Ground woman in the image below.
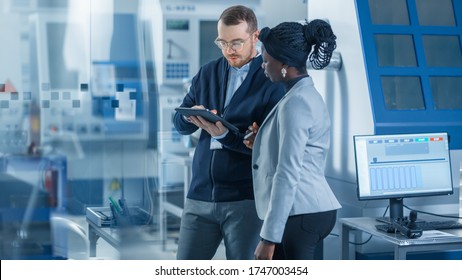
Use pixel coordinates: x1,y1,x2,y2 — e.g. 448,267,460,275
244,20,341,260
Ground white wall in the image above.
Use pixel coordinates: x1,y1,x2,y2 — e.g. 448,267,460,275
308,0,374,209
261,0,307,28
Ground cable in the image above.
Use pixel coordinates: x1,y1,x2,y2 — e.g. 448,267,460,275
350,235,373,246
142,147,155,226
329,232,374,245
382,204,390,219
403,205,462,220
344,205,390,246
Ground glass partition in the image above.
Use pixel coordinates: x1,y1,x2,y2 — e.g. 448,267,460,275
0,0,158,259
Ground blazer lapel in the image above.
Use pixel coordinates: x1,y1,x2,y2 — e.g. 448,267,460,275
259,88,291,129
259,78,312,129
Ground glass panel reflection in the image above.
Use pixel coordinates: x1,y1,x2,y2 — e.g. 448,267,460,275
430,77,462,109
416,0,456,26
381,76,425,110
369,0,409,25
375,34,417,67
423,35,462,67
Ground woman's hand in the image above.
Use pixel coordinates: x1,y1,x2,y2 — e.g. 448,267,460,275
254,240,275,260
243,122,259,149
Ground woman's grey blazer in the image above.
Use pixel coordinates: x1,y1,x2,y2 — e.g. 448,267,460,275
251,77,341,243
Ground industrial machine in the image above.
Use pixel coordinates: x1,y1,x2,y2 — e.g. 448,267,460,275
308,0,462,259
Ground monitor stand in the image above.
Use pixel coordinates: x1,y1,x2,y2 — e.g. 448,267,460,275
376,198,404,224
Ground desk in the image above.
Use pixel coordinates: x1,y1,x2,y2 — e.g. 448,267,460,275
340,217,462,260
87,219,161,259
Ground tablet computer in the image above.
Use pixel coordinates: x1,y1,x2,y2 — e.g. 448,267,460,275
175,107,239,133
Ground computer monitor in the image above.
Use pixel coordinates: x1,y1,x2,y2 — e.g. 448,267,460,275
353,132,453,222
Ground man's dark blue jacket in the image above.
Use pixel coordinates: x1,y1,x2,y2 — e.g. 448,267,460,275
173,55,285,202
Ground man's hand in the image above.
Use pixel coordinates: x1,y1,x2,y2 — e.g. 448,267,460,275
188,105,228,137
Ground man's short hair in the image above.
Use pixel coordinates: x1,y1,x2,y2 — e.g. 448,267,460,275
219,5,258,33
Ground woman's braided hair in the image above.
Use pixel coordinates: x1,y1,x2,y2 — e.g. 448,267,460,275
304,19,337,70
269,19,337,70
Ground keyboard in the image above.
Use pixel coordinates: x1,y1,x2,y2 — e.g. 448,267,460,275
414,220,462,231
376,220,462,233
375,224,395,233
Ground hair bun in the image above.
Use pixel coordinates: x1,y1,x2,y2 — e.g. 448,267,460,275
304,19,337,70
304,19,333,44
303,24,317,46
258,27,271,43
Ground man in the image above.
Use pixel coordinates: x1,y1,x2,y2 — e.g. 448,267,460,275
173,5,284,260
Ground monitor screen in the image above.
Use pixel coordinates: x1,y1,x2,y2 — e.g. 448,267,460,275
353,132,453,220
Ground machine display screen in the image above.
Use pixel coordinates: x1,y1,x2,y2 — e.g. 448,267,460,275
353,132,453,200
166,19,189,31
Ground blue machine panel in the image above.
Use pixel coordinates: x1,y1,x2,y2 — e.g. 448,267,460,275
355,0,462,149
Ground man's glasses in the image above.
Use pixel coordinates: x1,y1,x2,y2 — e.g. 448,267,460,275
214,33,253,51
